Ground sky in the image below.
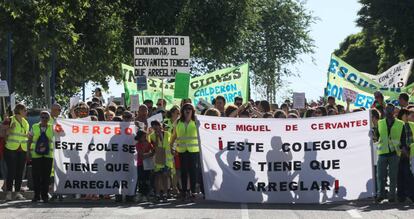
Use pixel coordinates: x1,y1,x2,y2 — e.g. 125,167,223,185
85,0,362,104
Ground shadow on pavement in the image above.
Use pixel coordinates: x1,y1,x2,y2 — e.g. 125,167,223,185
1,197,412,211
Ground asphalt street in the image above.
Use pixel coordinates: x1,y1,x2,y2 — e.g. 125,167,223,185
0,197,413,219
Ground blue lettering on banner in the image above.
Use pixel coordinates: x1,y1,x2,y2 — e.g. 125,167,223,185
325,82,343,101
193,83,242,105
326,82,401,108
194,84,238,97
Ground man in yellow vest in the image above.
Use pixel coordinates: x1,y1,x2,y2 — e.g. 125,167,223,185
376,104,405,203
28,111,54,203
4,103,29,201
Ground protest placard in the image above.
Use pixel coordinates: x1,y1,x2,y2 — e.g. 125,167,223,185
342,88,358,103
10,92,15,110
137,76,148,90
197,111,373,203
292,92,305,109
130,95,140,112
54,119,137,195
0,81,9,97
133,36,190,79
70,96,80,109
174,72,190,99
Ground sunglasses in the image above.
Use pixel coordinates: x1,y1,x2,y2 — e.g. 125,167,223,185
40,116,49,119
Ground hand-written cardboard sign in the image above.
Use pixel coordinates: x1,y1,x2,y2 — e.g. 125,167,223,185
133,36,190,79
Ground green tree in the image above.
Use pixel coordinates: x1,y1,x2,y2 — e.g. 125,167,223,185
336,0,414,78
0,0,315,106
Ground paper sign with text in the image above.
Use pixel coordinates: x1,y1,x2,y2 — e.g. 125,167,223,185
133,36,190,79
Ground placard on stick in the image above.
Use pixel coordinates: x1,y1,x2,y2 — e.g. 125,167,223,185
0,81,10,97
342,88,358,103
293,92,305,109
134,36,190,79
136,76,148,91
174,72,190,99
130,95,140,112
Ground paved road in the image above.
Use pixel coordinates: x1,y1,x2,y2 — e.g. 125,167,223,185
0,197,413,219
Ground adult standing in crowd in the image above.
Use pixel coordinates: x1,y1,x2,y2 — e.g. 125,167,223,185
213,95,226,116
170,103,200,201
28,111,54,203
234,97,243,107
93,88,105,105
376,104,404,203
396,109,414,202
4,103,29,201
399,93,409,109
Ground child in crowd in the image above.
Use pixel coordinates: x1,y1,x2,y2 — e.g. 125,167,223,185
135,129,154,202
149,120,173,202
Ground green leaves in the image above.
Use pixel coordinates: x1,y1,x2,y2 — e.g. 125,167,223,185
0,0,314,106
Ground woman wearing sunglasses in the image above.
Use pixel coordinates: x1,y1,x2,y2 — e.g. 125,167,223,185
28,111,54,203
170,103,201,201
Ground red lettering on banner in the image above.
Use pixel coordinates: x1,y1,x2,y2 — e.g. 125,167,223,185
92,126,100,134
311,119,369,130
103,127,111,134
236,125,271,132
204,123,227,130
72,125,79,133
70,125,133,135
285,125,298,131
125,127,133,135
82,125,89,133
114,127,121,135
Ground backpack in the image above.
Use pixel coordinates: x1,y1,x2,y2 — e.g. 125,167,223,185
35,128,50,155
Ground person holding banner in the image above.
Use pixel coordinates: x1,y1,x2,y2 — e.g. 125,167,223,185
150,120,173,202
170,103,201,201
396,109,414,202
28,111,54,203
376,104,405,203
3,103,29,201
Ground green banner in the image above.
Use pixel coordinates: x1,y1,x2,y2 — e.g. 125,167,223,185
325,54,414,109
122,63,249,107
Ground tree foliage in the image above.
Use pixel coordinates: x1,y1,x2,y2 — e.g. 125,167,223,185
0,0,314,106
336,0,414,76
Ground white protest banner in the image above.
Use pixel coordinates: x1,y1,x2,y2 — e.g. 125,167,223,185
133,36,190,79
0,81,9,97
363,59,413,88
292,92,305,109
53,119,137,195
197,111,374,203
130,95,140,112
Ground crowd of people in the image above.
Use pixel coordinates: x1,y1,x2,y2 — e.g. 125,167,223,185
0,87,413,204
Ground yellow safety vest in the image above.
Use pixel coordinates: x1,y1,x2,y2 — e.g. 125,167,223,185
150,131,174,171
377,118,404,156
6,116,29,151
30,123,54,159
175,120,199,153
164,118,174,133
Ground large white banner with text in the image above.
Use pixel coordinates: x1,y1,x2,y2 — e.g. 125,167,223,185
197,111,374,203
53,119,138,195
